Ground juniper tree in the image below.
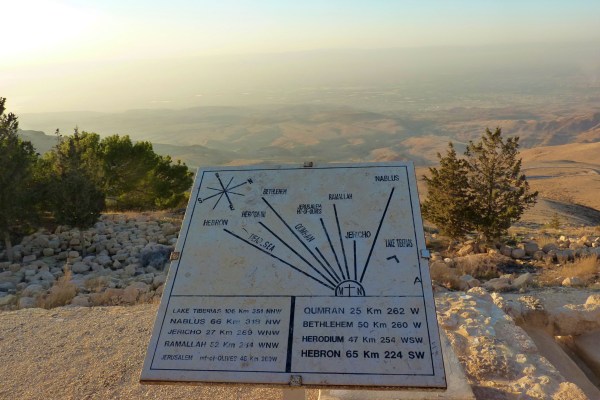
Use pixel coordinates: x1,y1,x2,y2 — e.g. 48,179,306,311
465,127,537,241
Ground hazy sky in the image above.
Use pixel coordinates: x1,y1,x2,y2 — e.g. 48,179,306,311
2,0,600,113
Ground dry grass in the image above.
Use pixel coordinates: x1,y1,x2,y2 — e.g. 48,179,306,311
102,210,183,224
83,276,111,293
430,253,504,290
535,235,558,249
37,269,78,309
537,255,599,287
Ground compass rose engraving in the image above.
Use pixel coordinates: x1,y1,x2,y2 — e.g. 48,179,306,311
198,173,253,210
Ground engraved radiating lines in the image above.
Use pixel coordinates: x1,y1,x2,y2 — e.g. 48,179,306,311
257,222,337,288
223,229,334,290
360,187,395,282
320,218,346,280
334,204,350,281
224,187,395,291
315,247,342,283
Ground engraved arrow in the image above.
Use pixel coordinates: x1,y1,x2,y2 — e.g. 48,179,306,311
386,255,400,263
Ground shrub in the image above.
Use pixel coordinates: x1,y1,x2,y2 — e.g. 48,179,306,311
537,256,599,287
38,269,77,309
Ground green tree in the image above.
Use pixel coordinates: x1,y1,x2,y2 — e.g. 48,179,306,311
46,129,105,250
421,143,473,241
422,128,537,243
465,128,537,241
149,155,193,209
0,98,39,261
98,135,192,210
100,135,156,199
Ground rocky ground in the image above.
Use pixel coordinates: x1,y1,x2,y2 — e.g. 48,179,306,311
1,214,600,399
0,213,179,310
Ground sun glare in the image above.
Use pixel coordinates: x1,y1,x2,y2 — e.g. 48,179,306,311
1,0,101,65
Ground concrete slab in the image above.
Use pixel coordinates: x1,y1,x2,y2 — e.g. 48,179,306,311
318,331,474,400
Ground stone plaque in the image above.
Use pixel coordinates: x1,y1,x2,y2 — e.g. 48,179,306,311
141,162,446,388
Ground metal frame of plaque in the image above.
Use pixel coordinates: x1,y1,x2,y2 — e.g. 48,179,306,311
141,162,446,388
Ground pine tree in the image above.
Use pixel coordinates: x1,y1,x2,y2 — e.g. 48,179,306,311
0,98,39,261
47,128,105,252
422,143,473,240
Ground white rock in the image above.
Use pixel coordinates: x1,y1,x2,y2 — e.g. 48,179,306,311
512,273,533,290
71,262,91,274
585,294,600,306
483,277,512,292
562,276,585,287
33,271,55,282
95,255,112,266
152,274,167,289
137,273,154,285
22,254,37,264
123,264,136,277
22,284,45,297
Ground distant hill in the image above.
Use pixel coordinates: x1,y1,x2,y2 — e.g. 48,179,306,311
18,130,57,154
17,104,600,170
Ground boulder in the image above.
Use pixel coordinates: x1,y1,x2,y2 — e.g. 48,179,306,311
500,245,513,257
0,282,16,292
459,274,481,289
71,294,90,307
152,274,167,289
22,283,45,297
22,254,36,264
511,273,533,290
71,262,91,274
18,296,37,309
522,242,539,256
95,255,112,266
556,249,574,263
586,295,600,306
123,264,136,277
483,277,512,292
511,248,526,259
542,243,557,253
562,276,585,287
42,248,54,257
137,273,155,285
456,243,474,257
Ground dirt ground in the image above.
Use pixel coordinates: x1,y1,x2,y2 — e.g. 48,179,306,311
0,305,318,400
0,288,597,400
